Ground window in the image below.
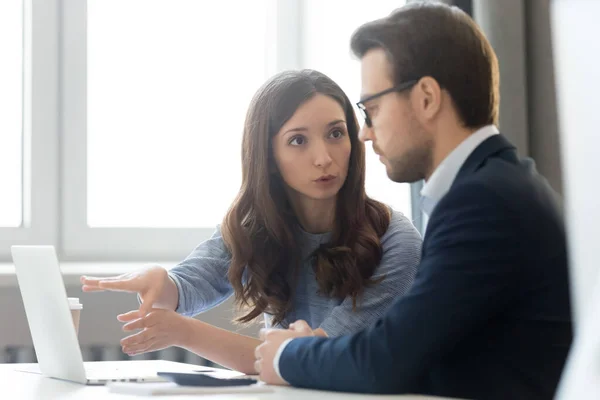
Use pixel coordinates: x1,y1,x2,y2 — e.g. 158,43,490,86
0,2,24,228
2,0,418,261
61,0,270,259
302,0,411,217
86,0,268,228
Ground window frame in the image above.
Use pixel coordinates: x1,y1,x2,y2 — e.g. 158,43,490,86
0,0,59,261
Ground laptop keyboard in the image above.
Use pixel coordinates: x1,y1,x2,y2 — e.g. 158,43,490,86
84,365,163,381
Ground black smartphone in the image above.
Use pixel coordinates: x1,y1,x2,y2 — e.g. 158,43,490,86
157,372,257,387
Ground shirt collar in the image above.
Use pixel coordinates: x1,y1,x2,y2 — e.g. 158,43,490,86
420,125,499,216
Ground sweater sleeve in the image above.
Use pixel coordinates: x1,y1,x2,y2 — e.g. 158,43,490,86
168,227,234,317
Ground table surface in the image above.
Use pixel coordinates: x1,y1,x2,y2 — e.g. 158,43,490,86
0,361,455,399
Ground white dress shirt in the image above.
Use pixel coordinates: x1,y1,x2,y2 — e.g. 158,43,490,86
272,124,500,381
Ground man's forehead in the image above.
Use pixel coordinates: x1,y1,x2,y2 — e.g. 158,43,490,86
360,49,393,93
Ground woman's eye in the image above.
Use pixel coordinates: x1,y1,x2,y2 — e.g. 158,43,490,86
329,129,345,139
289,136,305,146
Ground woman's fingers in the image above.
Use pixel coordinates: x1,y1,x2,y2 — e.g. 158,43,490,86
122,318,146,332
122,339,158,356
81,275,133,293
122,332,168,356
81,285,107,293
80,275,122,285
138,290,158,317
97,278,140,293
117,310,140,323
121,310,160,332
120,328,156,347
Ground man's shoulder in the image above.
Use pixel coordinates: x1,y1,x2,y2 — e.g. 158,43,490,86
428,154,563,244
446,154,555,212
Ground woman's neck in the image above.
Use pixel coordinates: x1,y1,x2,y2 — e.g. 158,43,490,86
288,194,336,234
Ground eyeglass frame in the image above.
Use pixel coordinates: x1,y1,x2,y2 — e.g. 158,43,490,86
356,79,419,128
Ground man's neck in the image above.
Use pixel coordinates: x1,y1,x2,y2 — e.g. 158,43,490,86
426,124,481,181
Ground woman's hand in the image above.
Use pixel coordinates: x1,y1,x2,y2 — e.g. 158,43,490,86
118,308,192,356
289,320,328,337
80,266,175,316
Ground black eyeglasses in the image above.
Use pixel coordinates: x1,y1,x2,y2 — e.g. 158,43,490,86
356,79,418,127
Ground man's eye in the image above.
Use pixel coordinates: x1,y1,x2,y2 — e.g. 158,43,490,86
367,105,379,115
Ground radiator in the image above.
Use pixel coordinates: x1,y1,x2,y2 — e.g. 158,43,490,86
1,345,216,367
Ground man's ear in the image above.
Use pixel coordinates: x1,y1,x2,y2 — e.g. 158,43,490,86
412,76,442,121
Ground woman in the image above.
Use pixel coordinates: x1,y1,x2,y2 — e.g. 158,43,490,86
81,70,421,374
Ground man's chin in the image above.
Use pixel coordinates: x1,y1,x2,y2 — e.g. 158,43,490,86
380,156,420,183
385,162,408,183
386,170,399,182
386,168,422,184
383,162,395,178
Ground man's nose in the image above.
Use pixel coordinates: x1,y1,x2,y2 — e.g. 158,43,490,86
359,124,373,142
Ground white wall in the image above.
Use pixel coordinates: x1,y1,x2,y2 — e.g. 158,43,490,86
552,0,600,330
552,0,600,398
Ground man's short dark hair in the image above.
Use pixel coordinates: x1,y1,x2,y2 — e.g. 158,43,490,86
351,2,500,128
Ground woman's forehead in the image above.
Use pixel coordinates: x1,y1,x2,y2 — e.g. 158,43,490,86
279,95,346,133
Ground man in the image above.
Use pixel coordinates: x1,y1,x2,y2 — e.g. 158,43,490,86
254,3,572,399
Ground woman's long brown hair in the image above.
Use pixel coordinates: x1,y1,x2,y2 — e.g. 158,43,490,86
222,70,391,326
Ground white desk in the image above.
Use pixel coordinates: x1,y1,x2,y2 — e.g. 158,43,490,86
0,361,452,399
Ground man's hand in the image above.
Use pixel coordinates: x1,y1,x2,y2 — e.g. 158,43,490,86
254,319,320,385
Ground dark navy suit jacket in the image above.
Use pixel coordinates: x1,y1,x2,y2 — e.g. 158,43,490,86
279,134,572,400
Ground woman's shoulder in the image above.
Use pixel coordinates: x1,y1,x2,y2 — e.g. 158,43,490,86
183,225,232,261
381,208,422,249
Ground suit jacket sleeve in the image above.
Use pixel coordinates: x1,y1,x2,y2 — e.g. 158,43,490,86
279,181,521,393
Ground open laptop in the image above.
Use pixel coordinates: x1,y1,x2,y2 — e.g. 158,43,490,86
11,245,202,385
